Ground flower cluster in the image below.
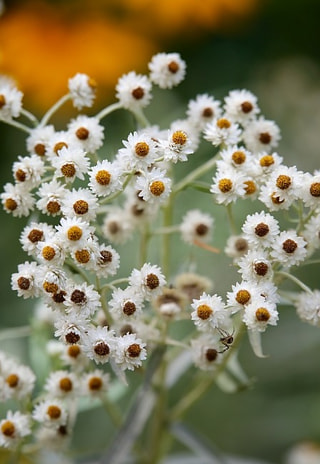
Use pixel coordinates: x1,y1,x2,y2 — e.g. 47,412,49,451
0,52,319,458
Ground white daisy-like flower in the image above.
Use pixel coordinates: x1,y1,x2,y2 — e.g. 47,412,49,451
270,230,307,268
109,286,144,321
12,155,45,188
242,297,278,332
224,89,260,125
256,152,283,177
158,129,194,163
90,243,120,277
264,165,304,204
224,234,250,261
102,207,134,244
55,217,95,250
51,145,90,183
36,179,67,216
135,168,172,204
226,281,260,314
61,188,99,222
60,343,89,370
186,93,222,130
203,117,241,147
241,211,280,248
191,292,227,331
45,130,78,161
82,326,117,365
129,263,166,300
26,124,55,157
1,182,35,217
113,333,147,371
299,172,320,208
54,313,90,345
64,282,101,318
216,145,258,177
40,266,68,296
242,117,281,153
2,363,36,401
148,52,186,89
33,399,68,428
89,159,123,197
123,190,159,225
11,261,41,299
191,334,222,371
67,115,104,153
302,213,320,256
295,290,320,326
180,209,214,244
36,237,66,267
81,370,110,397
0,410,31,449
210,169,246,205
116,71,152,110
44,370,79,398
68,72,96,109
238,249,273,282
117,131,159,170
20,222,55,256
0,84,23,120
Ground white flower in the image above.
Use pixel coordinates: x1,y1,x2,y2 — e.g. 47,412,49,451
204,117,241,147
158,129,194,163
68,73,96,109
12,155,45,188
0,84,23,120
45,130,78,160
191,334,222,371
36,179,67,216
117,131,159,170
226,281,259,313
11,261,41,299
44,370,79,398
60,344,89,370
270,230,307,268
26,125,55,157
51,145,90,183
113,333,147,371
191,292,227,331
54,314,90,345
20,222,55,256
102,207,134,244
67,115,104,153
224,89,259,125
0,411,31,448
186,93,222,130
33,399,68,428
81,370,110,396
224,234,250,261
61,188,99,222
216,145,258,177
109,286,144,321
256,152,283,177
2,362,36,401
302,213,320,256
242,117,281,153
89,160,123,197
36,237,66,267
299,172,320,208
243,297,278,332
55,217,95,250
88,243,120,278
129,263,166,300
210,170,246,205
238,249,273,282
82,327,117,364
241,211,280,248
64,282,101,318
295,290,320,326
135,168,172,204
116,71,152,110
1,182,35,217
148,52,186,89
180,209,214,244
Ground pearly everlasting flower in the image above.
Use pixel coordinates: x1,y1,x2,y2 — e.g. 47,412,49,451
210,170,246,205
180,209,214,244
20,222,55,256
33,399,68,428
64,282,101,318
203,117,241,147
108,286,144,321
191,334,222,371
224,234,250,261
36,237,66,267
44,370,79,398
116,71,152,110
242,117,281,153
256,152,283,177
135,168,172,204
159,129,194,163
129,263,166,300
302,213,320,256
299,171,320,208
191,292,227,331
295,290,320,326
0,84,23,120
241,211,280,248
260,165,304,207
153,287,187,319
216,145,258,177
89,160,123,197
82,326,117,364
186,93,222,130
117,131,159,170
26,125,55,157
36,179,67,216
238,249,273,282
2,362,36,401
88,242,120,277
54,313,90,345
243,297,278,332
12,155,45,188
60,343,89,370
270,230,307,268
67,115,104,153
45,130,78,160
224,89,259,125
148,52,186,89
55,217,95,250
11,261,41,298
113,333,147,371
0,411,31,449
61,188,99,222
81,370,110,396
102,207,134,244
68,73,96,109
1,182,35,217
174,272,213,302
51,145,90,183
226,281,260,313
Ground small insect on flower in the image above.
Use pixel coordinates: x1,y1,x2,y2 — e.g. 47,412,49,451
217,328,234,353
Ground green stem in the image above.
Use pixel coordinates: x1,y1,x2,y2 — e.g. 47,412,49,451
130,107,150,128
173,155,217,194
276,270,313,294
40,94,71,127
20,108,39,126
140,223,150,267
226,203,238,235
2,118,31,134
0,325,31,341
96,102,123,121
162,196,173,279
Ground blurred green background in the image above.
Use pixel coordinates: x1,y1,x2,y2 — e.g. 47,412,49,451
1,0,320,462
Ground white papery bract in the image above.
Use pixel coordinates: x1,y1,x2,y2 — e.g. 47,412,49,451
241,211,280,248
67,115,104,153
32,399,68,428
0,84,23,120
191,292,227,332
129,263,166,300
148,52,186,89
295,290,320,326
224,89,260,125
180,209,214,244
116,71,152,110
187,93,222,130
0,411,31,449
113,333,147,371
68,73,96,110
243,297,279,332
270,230,307,268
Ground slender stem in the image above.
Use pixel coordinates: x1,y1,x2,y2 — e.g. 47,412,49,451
99,173,134,205
130,108,150,128
152,225,180,235
96,102,123,121
173,155,218,194
140,223,150,267
0,325,31,341
20,108,39,126
1,118,32,134
276,270,313,294
226,203,238,235
162,195,173,278
40,94,71,127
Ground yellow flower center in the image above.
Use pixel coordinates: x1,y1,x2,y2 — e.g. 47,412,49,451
76,127,89,140
276,174,291,190
259,155,274,167
73,200,89,215
232,150,246,164
197,304,213,320
0,94,6,108
67,226,83,241
135,142,150,157
59,378,73,392
172,130,187,145
244,180,256,195
1,420,15,437
42,246,56,261
236,289,251,305
89,376,103,391
310,182,320,197
218,178,233,193
43,281,58,294
74,249,90,263
4,198,17,211
61,163,76,178
127,343,141,358
54,141,68,155
217,118,231,129
168,61,179,73
34,143,46,156
47,405,62,420
6,374,19,388
255,307,271,322
46,200,61,214
95,169,111,186
150,180,165,196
